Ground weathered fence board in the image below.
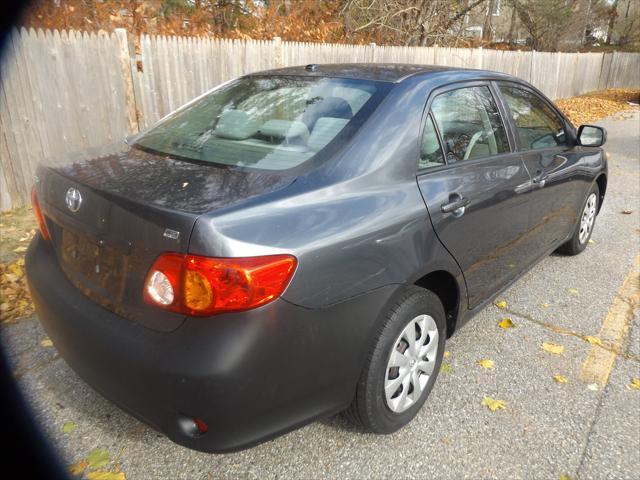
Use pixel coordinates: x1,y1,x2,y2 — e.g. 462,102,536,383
1,27,639,211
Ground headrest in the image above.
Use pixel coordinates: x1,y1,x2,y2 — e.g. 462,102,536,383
214,110,258,140
258,119,310,141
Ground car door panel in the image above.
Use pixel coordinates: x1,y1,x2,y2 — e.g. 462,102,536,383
416,82,532,309
496,83,584,248
418,157,531,308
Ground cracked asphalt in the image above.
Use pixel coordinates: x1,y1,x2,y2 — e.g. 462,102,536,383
2,111,639,480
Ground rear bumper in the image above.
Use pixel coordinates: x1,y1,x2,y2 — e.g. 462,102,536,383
26,235,398,452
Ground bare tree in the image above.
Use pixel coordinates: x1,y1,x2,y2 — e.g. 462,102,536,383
341,0,488,46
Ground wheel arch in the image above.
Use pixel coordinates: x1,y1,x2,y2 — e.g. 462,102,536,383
414,269,462,338
595,173,607,213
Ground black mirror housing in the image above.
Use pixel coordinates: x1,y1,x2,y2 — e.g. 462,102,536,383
578,125,607,147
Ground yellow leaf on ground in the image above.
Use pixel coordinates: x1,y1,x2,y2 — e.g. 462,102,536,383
86,472,125,480
498,318,514,329
477,359,494,369
69,460,88,476
13,246,27,253
440,363,452,374
40,338,53,347
62,421,76,433
542,303,551,308
559,475,573,480
494,299,508,309
443,350,451,358
553,374,568,384
541,342,565,355
630,378,640,390
567,288,580,295
584,336,602,346
86,448,110,469
481,396,506,411
588,239,596,245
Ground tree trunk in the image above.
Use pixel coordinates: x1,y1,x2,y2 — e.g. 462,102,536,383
606,0,619,45
506,2,517,44
483,0,495,42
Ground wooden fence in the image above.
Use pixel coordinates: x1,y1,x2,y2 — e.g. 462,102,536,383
1,27,639,211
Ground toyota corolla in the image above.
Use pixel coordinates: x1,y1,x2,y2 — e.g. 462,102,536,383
26,64,607,452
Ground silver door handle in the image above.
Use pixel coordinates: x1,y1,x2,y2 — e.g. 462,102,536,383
532,172,548,187
441,196,470,215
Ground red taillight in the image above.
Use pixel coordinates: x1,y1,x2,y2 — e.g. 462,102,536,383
31,187,50,241
143,253,297,316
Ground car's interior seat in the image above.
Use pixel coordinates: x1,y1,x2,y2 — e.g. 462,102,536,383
308,117,349,152
302,96,353,131
214,110,258,140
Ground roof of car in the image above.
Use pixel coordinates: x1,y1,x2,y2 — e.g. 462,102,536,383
249,63,515,83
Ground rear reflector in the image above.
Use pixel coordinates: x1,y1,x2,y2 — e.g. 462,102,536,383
144,253,297,316
31,187,50,241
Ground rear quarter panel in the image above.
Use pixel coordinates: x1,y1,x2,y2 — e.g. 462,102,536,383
188,77,465,309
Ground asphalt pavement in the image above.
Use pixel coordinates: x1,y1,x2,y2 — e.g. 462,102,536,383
2,111,639,480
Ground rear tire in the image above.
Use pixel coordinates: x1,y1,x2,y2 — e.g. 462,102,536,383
346,286,446,433
557,183,599,256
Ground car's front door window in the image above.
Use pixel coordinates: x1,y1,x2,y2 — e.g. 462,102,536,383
498,85,567,150
430,86,510,163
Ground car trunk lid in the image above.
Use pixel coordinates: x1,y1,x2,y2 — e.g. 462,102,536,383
38,147,294,332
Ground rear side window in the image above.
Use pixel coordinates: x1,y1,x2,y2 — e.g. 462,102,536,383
499,85,567,150
430,86,510,163
134,76,388,171
419,114,445,169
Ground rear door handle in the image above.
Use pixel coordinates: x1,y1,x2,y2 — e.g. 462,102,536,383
441,195,470,216
532,171,549,187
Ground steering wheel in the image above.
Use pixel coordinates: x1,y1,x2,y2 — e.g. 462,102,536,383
464,131,484,161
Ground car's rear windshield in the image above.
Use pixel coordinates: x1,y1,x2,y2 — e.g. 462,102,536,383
134,76,390,171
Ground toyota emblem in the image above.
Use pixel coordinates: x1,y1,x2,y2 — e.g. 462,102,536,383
65,187,82,213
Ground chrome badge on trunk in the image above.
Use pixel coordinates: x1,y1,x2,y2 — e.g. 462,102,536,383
65,187,82,212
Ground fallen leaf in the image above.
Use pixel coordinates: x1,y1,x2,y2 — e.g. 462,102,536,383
86,448,110,469
443,350,451,358
62,421,77,433
588,239,596,245
587,383,599,391
477,359,494,369
494,299,508,309
567,288,580,295
556,89,640,125
440,363,453,375
481,396,506,411
40,338,53,347
13,246,27,253
559,475,573,480
541,342,564,355
498,318,514,329
69,460,88,476
621,209,633,215
541,303,551,308
86,472,125,480
629,378,640,390
553,374,568,384
584,336,602,346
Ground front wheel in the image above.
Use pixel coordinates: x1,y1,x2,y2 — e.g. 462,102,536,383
345,287,446,433
557,183,599,256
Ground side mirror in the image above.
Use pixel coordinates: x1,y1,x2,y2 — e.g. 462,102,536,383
578,125,607,147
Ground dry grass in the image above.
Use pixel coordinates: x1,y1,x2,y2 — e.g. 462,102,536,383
556,89,640,126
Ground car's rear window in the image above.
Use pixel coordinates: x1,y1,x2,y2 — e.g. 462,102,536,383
134,76,389,171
